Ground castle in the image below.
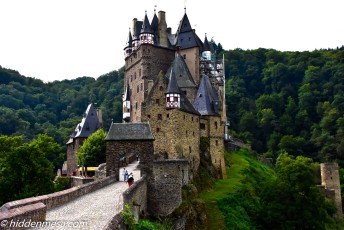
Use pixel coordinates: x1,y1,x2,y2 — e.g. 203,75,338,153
121,8,228,179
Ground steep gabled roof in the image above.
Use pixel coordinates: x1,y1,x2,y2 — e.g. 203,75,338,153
70,103,101,139
177,13,192,33
165,54,196,88
193,75,220,116
203,35,211,52
151,12,159,34
166,69,181,94
105,122,154,141
175,13,202,49
179,92,200,115
141,12,153,34
124,29,133,49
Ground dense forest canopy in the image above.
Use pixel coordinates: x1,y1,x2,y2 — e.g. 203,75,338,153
0,66,124,148
223,47,344,165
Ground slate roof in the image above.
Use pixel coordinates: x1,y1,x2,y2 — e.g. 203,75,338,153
67,103,101,143
105,122,155,141
141,12,153,34
124,29,132,49
166,69,181,94
203,35,211,52
175,13,203,49
165,54,196,88
179,93,200,115
193,75,220,116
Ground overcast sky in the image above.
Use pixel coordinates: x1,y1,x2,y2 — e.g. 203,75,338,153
0,0,343,82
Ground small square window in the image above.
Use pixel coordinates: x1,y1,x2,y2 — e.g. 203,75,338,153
167,114,170,118
158,114,162,120
156,99,160,105
147,114,151,119
157,127,160,132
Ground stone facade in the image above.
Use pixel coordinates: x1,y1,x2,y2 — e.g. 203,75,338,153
106,140,154,179
124,44,175,123
149,160,189,216
66,137,85,176
320,163,343,219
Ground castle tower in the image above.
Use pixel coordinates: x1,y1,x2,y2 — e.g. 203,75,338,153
194,75,226,179
320,163,343,219
175,12,201,85
124,11,175,123
66,103,101,176
140,11,155,45
165,70,181,109
158,11,168,47
124,28,133,58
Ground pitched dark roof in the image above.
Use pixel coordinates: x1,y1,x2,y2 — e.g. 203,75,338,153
177,13,192,33
105,122,154,141
193,75,220,116
180,92,200,115
166,69,181,94
165,54,196,88
125,29,132,48
203,35,211,52
141,12,153,34
69,103,101,141
151,12,159,34
175,13,202,49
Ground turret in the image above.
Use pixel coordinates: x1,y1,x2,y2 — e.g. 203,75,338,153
202,34,212,60
123,84,131,122
124,28,133,58
140,11,154,45
165,70,180,109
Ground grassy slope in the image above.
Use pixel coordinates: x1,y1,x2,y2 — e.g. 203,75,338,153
199,148,274,229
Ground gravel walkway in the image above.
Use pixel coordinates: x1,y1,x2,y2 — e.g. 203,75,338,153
35,161,140,230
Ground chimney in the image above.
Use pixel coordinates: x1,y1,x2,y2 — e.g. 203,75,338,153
132,18,137,39
96,109,103,128
158,11,168,47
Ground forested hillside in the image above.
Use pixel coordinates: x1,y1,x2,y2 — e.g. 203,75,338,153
1,46,343,167
224,47,344,165
0,66,124,147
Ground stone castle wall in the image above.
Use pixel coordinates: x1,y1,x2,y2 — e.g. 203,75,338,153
148,160,189,216
106,140,154,179
0,202,46,230
179,47,200,86
320,163,343,219
123,176,148,221
142,82,200,175
66,137,85,176
125,44,175,122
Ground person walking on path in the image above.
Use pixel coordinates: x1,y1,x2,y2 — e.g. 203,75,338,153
127,173,134,187
122,168,128,181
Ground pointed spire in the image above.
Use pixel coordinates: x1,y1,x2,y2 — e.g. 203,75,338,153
141,11,153,34
166,69,181,94
126,28,132,47
203,33,211,51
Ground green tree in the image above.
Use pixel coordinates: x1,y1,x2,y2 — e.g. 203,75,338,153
77,129,106,175
0,134,61,205
259,153,336,229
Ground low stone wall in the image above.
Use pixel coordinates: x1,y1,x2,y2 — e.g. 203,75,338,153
0,202,46,230
70,176,95,187
123,176,147,221
1,175,115,211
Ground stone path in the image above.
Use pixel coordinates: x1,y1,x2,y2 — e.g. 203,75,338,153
37,161,140,230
